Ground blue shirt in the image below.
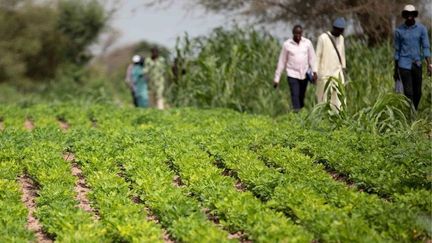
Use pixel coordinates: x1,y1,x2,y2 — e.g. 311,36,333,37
394,23,430,70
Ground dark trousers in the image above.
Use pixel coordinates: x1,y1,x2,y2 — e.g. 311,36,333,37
399,64,422,110
131,89,138,107
288,77,308,111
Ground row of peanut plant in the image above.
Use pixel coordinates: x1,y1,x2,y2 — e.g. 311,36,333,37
0,104,430,242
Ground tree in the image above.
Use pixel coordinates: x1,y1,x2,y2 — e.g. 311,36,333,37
57,0,108,64
0,0,63,81
95,40,169,76
147,0,429,46
0,0,108,82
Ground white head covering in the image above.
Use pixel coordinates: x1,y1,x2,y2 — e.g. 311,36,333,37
402,4,418,17
403,5,416,12
132,55,141,63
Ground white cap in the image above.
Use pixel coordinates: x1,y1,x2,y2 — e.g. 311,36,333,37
403,4,416,12
132,55,141,63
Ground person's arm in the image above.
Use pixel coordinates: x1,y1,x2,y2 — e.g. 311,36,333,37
273,42,288,88
420,26,432,75
314,35,323,80
394,29,401,80
125,64,133,88
307,40,318,81
341,36,346,69
426,57,432,76
143,59,149,73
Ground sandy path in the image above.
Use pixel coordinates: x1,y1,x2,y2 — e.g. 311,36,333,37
19,175,53,243
64,152,99,220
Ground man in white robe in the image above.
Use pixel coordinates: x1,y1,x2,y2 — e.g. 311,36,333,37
315,18,346,111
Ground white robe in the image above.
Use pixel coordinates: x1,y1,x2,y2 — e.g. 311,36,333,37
315,32,346,110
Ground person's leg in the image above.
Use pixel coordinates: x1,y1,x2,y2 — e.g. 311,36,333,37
315,77,326,103
299,79,309,108
157,98,164,109
330,89,342,112
147,79,156,107
142,82,149,107
399,67,414,106
411,64,422,110
156,79,165,110
288,77,301,112
131,89,138,107
327,75,343,112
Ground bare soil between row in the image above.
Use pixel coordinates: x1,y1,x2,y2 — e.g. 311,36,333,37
19,174,53,243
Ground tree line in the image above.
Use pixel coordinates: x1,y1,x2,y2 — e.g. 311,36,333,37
148,0,430,45
0,0,107,83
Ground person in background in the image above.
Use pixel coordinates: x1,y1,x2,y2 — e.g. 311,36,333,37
125,55,140,107
145,47,166,110
315,17,346,111
130,55,149,107
394,4,431,110
273,25,317,112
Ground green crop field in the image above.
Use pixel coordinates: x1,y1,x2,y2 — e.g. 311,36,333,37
1,1,431,242
1,104,430,242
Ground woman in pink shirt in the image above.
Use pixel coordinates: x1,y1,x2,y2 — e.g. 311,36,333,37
273,25,317,112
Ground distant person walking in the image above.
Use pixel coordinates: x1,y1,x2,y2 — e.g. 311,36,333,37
125,56,139,107
315,17,346,111
145,47,166,110
273,25,317,112
129,55,149,107
394,4,431,110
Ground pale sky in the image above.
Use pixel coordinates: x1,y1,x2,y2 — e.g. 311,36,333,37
89,0,432,56
98,0,290,54
107,1,230,50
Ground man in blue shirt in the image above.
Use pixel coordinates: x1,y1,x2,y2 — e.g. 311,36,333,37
394,4,431,110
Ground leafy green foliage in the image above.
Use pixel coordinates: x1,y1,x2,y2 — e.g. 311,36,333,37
167,28,431,134
0,104,430,242
57,0,107,64
0,0,107,82
23,129,106,241
0,130,34,242
69,130,166,242
168,27,290,116
0,1,62,81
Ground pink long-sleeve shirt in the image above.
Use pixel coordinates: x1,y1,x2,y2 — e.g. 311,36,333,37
274,37,317,83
